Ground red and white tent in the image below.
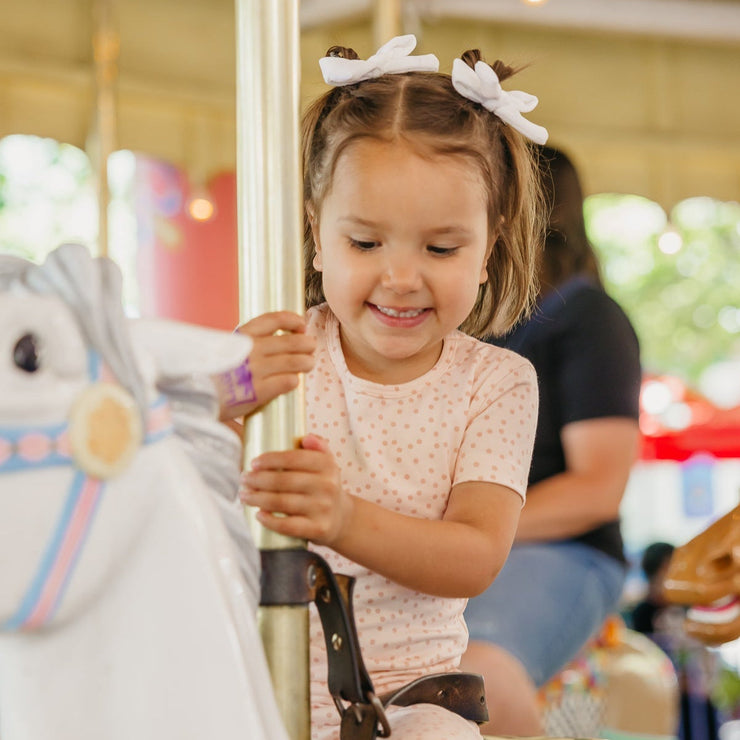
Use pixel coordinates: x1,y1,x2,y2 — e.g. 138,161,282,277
640,376,740,462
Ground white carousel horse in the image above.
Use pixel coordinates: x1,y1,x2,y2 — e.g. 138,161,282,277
0,244,290,740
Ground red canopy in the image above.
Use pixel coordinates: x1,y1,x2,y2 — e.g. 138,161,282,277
639,376,740,462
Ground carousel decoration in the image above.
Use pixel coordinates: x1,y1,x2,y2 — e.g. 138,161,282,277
663,503,740,645
0,244,289,740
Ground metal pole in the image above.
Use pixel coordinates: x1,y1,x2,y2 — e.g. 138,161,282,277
373,0,403,47
234,2,309,739
91,0,118,257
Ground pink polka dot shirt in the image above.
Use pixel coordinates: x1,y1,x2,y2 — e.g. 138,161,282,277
305,304,537,737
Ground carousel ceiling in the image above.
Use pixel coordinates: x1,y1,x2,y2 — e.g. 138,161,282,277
0,0,739,207
300,0,740,42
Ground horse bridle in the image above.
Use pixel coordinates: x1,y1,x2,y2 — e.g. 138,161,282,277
0,352,172,631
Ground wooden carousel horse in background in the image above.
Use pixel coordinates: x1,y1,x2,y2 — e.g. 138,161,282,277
664,504,740,646
0,244,289,740
538,499,740,739
537,615,679,739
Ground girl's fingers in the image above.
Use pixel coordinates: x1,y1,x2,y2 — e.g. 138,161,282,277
217,330,315,418
236,311,307,339
254,373,300,401
239,436,342,545
247,497,337,542
299,433,329,452
242,468,332,494
254,511,316,539
252,352,315,377
244,490,311,516
249,447,333,474
249,332,316,359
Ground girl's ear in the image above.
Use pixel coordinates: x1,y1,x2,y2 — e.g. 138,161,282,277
480,239,495,285
479,256,489,285
480,215,504,284
307,203,322,271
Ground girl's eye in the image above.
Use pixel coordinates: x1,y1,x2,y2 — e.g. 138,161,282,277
428,246,458,256
350,238,378,251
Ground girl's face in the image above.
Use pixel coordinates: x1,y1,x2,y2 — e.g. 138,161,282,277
312,139,490,384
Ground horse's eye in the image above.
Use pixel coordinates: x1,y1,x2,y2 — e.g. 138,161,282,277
13,333,42,373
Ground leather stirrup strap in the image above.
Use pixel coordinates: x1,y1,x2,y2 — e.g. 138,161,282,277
341,672,490,739
260,549,390,739
380,672,489,723
260,550,489,739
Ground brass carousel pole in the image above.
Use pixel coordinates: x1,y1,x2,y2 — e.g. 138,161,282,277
91,0,118,258
373,0,403,48
234,2,308,739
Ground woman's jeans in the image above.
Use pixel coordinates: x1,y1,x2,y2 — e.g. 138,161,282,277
464,541,626,687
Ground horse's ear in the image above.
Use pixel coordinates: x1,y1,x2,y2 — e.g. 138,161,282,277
128,318,252,378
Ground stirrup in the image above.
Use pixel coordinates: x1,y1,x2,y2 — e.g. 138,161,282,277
260,549,488,739
261,549,390,738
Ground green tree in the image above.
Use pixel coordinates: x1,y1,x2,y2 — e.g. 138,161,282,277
0,135,96,261
585,194,740,388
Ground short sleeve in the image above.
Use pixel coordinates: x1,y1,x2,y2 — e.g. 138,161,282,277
454,355,538,502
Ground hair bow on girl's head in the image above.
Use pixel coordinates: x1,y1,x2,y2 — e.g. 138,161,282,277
451,59,549,145
319,34,440,87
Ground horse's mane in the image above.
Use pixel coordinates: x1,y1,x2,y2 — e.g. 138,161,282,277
162,372,260,603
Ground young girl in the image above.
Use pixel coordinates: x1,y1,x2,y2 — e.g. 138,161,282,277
225,35,547,740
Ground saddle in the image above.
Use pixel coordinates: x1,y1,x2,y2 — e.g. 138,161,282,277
261,549,488,739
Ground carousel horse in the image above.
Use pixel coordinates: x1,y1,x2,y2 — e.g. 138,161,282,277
664,503,740,645
538,615,679,739
0,244,290,740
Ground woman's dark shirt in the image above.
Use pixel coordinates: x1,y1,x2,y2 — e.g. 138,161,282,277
488,275,641,564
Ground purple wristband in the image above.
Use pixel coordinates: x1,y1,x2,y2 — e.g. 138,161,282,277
219,358,257,408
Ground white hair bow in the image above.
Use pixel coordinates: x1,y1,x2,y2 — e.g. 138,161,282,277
451,58,548,145
319,34,439,87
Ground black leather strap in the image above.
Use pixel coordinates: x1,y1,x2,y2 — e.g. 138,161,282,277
260,549,390,737
260,549,489,739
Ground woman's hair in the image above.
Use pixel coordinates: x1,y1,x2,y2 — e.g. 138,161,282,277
302,46,546,338
536,144,603,293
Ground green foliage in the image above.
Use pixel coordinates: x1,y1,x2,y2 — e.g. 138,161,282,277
711,664,740,714
585,194,740,386
0,172,7,211
0,135,97,261
0,136,138,314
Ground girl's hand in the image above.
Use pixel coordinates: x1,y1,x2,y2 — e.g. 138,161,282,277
215,311,316,421
240,434,353,546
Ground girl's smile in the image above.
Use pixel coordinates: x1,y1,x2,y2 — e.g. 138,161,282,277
369,303,430,326
312,139,491,384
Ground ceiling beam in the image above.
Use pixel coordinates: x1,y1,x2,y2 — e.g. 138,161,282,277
300,0,740,43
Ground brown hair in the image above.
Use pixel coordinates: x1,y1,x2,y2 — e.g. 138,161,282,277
302,46,546,337
536,144,603,293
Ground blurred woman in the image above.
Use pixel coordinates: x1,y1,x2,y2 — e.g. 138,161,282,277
462,145,642,735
